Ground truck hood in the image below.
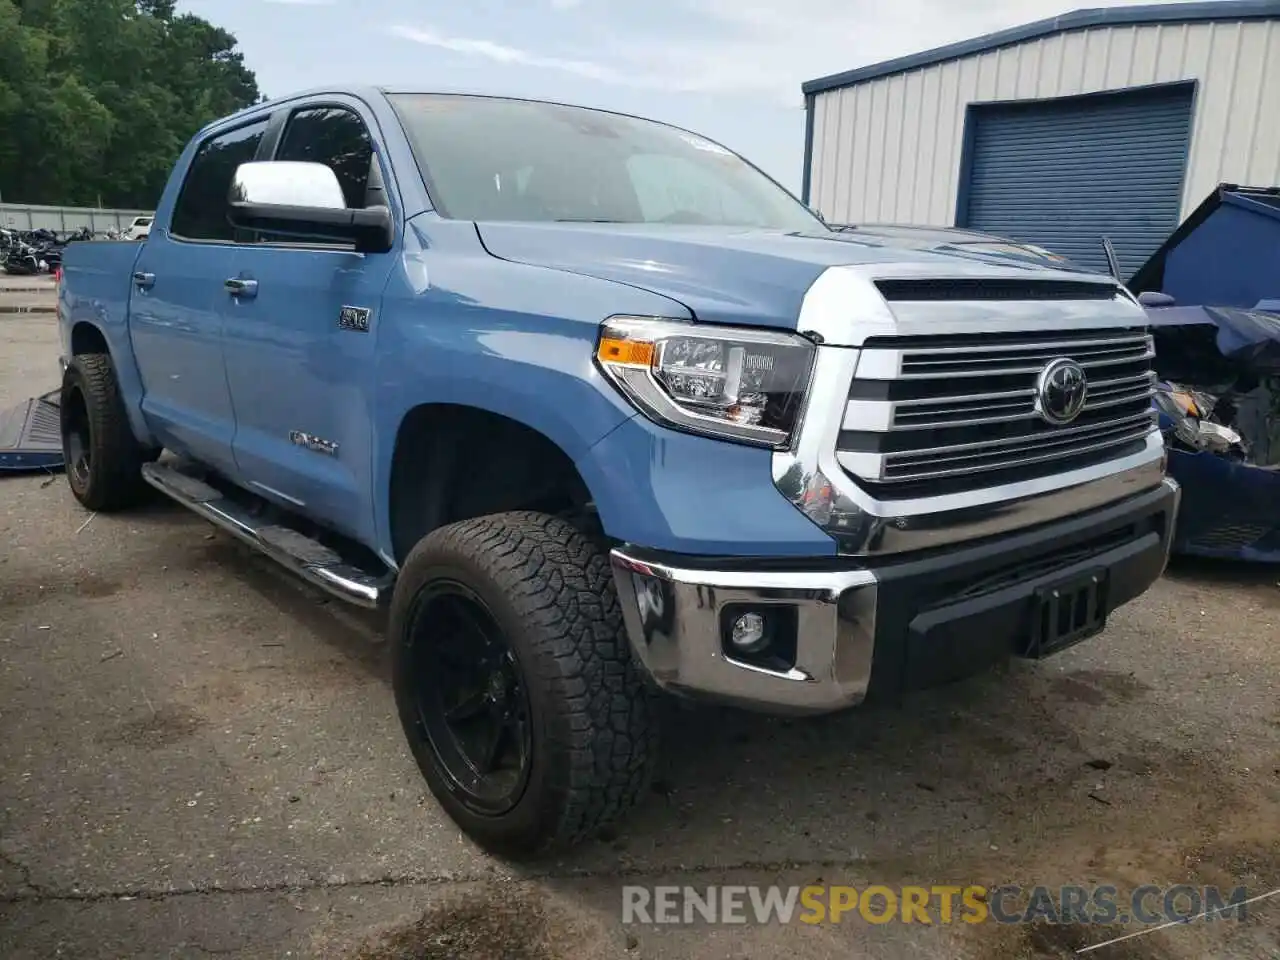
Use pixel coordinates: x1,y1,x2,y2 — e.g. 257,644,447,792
474,221,1094,329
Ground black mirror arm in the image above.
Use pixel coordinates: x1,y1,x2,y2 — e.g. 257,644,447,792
228,201,394,253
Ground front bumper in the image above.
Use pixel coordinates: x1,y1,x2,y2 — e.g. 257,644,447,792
611,477,1180,715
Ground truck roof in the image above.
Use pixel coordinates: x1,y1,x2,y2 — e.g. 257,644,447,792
195,86,672,142
206,86,569,125
196,84,391,135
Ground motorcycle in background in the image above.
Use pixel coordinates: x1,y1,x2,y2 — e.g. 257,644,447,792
2,227,90,275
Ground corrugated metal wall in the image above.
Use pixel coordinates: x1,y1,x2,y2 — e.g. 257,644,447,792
808,18,1280,226
0,203,154,234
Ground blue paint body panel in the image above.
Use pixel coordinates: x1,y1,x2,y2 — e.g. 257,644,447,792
57,241,152,446
583,413,835,557
1156,192,1280,310
367,215,693,559
474,221,1028,329
131,235,242,477
63,86,1060,567
222,242,392,542
1161,447,1280,562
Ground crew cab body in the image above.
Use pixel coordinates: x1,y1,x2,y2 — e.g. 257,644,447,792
57,87,1179,855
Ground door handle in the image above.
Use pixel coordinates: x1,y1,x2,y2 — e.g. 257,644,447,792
224,278,259,299
132,271,155,290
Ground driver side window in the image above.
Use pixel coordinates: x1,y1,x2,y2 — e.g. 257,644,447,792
255,105,378,244
276,106,375,208
626,153,760,225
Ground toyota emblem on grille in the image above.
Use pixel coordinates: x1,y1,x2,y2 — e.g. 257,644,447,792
1035,358,1088,425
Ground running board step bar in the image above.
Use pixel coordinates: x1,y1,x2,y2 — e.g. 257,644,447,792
140,462,394,608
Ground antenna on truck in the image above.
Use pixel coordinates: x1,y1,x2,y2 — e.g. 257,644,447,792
1101,236,1121,281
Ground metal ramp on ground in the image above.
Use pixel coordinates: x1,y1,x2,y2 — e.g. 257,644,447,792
0,389,64,473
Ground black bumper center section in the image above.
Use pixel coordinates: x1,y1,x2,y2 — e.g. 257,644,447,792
866,483,1176,701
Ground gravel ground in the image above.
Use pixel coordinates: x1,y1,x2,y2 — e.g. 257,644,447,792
2,278,1278,959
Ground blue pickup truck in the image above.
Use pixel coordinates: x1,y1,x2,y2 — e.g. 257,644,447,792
57,87,1180,857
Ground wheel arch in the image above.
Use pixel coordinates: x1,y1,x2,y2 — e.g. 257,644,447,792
62,315,156,451
69,320,111,357
383,400,616,565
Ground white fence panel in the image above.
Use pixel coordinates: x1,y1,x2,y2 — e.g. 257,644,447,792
0,203,155,234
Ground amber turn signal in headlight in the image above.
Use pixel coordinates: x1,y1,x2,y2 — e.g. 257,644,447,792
594,316,816,448
597,337,655,367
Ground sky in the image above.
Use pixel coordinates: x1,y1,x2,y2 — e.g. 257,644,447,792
177,0,1200,196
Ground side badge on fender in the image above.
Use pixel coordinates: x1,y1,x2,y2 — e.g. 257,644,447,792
289,431,338,456
338,305,371,333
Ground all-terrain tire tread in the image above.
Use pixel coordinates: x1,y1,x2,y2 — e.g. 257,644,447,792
403,510,657,854
63,353,150,511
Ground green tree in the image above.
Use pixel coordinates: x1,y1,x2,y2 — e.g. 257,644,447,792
0,0,259,208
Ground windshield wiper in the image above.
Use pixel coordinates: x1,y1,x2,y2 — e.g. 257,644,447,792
554,218,626,223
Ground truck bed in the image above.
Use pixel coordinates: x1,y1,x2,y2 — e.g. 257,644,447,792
61,240,145,324
59,239,150,444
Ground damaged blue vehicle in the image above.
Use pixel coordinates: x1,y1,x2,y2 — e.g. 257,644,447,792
1129,184,1280,562
1143,304,1280,561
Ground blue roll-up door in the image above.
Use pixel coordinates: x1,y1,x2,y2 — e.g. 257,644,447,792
960,84,1194,278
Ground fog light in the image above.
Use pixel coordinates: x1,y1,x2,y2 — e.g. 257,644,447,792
730,611,770,653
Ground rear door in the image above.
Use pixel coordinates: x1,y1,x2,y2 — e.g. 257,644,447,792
129,118,270,476
221,100,396,544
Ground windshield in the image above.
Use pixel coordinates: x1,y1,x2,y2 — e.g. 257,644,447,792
388,94,823,231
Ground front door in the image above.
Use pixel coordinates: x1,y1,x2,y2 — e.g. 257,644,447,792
221,103,396,544
129,117,271,477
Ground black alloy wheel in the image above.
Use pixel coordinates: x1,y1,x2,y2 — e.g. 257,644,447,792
389,511,658,858
62,383,93,490
59,353,155,511
409,580,534,815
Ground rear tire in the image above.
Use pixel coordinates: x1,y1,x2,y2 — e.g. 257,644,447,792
390,510,657,859
60,353,154,512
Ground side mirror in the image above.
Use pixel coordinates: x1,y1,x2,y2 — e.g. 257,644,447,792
227,161,393,253
1138,291,1176,307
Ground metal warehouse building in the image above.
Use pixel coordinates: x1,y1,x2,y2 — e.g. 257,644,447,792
801,0,1280,276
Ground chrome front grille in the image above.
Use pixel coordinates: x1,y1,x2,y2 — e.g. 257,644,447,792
838,327,1158,498
894,332,1153,379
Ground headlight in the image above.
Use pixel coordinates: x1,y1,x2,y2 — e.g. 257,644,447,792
595,316,816,447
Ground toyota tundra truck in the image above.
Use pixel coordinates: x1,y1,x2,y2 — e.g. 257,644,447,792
56,87,1180,858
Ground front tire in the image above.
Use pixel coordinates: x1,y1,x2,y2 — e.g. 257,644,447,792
60,353,154,511
390,511,657,859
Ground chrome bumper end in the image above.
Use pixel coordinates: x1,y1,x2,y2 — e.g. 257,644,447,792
610,477,1181,716
610,549,879,715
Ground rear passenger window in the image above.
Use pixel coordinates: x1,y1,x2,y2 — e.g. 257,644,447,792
274,107,375,209
170,120,269,242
